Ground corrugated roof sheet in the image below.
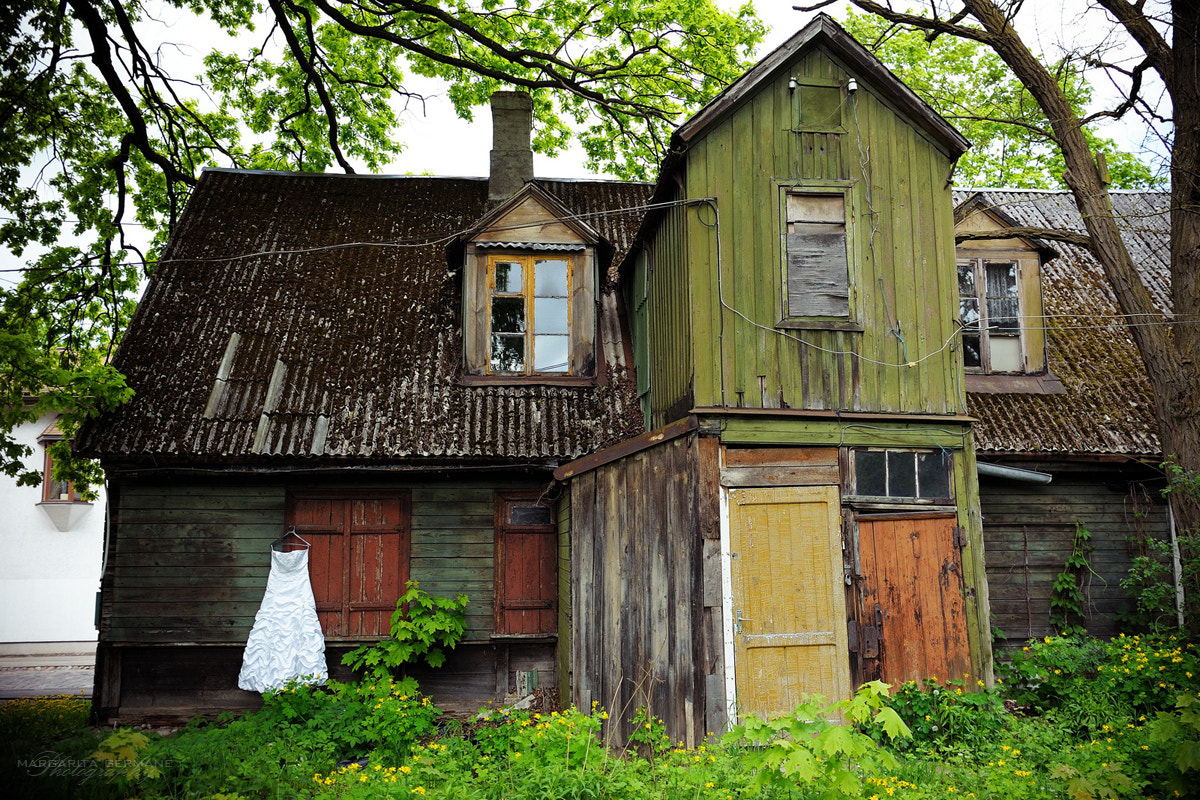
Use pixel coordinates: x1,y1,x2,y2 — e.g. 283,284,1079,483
77,170,652,464
957,190,1168,457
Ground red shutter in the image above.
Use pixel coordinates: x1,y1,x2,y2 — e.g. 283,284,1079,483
289,492,410,639
494,493,557,635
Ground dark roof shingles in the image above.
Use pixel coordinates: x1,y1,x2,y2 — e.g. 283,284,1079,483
958,190,1168,457
78,170,651,463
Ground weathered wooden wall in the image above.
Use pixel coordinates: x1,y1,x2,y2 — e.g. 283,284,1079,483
631,44,963,427
95,473,558,721
567,433,719,747
980,463,1169,652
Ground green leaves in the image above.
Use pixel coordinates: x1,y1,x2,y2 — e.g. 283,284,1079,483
1,0,764,492
841,8,1161,190
342,580,469,680
723,681,911,798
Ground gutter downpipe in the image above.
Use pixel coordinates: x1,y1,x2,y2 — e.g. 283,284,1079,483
976,462,1053,484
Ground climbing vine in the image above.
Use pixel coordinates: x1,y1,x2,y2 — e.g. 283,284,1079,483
1050,522,1094,635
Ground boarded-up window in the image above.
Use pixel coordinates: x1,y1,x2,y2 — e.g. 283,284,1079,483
494,492,557,635
785,193,850,318
793,82,843,131
288,491,411,639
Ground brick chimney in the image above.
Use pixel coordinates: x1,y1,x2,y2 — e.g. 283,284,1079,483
488,91,534,202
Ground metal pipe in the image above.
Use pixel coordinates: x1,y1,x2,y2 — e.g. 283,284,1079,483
976,462,1053,484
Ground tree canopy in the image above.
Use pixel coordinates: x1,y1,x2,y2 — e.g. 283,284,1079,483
0,0,764,492
840,7,1162,189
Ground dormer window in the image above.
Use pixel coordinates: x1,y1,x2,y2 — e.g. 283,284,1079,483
459,184,602,385
958,259,1021,373
488,254,572,374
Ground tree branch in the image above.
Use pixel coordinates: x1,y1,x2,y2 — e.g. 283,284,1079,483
955,226,1091,247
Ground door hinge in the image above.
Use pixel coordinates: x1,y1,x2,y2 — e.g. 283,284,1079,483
953,526,968,548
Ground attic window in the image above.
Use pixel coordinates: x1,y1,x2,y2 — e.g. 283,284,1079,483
488,254,572,374
958,259,1022,373
780,191,855,325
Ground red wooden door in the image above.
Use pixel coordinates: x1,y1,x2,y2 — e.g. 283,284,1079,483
854,513,972,685
494,493,557,635
289,492,410,638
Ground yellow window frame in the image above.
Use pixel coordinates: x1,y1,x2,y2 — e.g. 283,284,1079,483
486,253,574,375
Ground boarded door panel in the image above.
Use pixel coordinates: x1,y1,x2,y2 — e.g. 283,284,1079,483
495,493,557,635
856,514,971,684
729,486,850,717
290,492,410,639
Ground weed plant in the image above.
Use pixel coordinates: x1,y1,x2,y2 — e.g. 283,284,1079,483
5,634,1200,799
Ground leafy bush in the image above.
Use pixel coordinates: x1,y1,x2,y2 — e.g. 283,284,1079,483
881,677,1006,752
342,580,468,685
1000,633,1198,731
723,681,910,798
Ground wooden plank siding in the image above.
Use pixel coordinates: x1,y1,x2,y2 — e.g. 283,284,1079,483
979,464,1170,653
102,476,555,644
635,42,963,427
568,433,711,747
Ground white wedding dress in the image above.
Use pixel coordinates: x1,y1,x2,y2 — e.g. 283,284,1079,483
238,548,328,692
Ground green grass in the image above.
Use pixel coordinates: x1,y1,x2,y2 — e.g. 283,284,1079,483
2,635,1197,800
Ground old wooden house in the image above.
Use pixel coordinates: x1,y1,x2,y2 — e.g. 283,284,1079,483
954,190,1177,650
79,16,999,736
555,16,992,746
76,92,652,721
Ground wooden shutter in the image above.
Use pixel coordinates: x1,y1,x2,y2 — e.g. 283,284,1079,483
289,492,410,639
494,492,557,635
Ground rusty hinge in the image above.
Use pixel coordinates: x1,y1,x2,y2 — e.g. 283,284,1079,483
953,526,968,548
847,619,859,653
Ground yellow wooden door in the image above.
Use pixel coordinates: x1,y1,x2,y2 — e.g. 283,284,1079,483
729,486,851,718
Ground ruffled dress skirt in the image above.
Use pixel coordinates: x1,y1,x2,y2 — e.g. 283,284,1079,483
238,548,328,692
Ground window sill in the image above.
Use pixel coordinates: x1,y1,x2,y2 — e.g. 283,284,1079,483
776,319,864,332
461,373,598,388
965,372,1065,394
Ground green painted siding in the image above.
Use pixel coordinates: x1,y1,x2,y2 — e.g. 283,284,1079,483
105,477,545,644
636,44,964,426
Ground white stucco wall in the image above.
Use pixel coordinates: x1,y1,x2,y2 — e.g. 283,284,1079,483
0,415,104,645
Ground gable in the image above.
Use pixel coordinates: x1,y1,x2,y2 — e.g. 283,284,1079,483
473,195,592,247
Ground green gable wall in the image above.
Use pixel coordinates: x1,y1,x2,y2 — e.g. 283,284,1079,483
630,44,965,428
